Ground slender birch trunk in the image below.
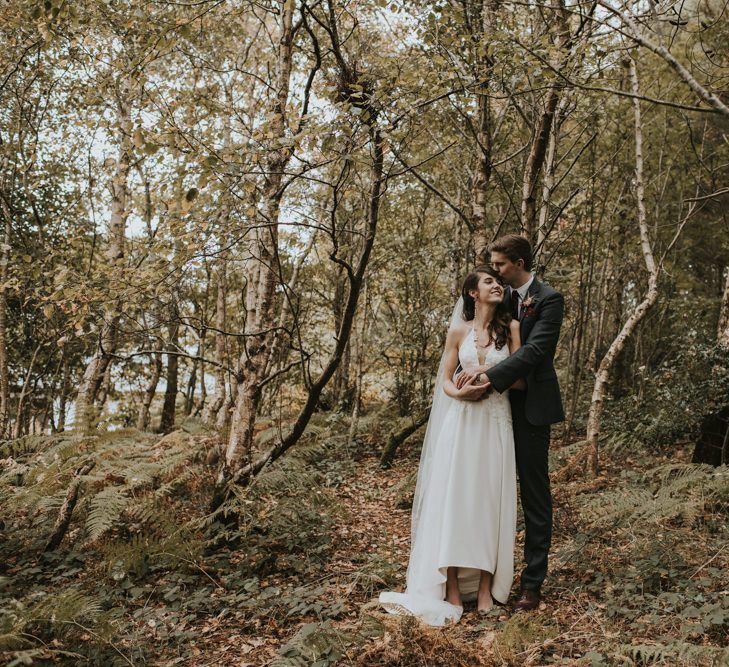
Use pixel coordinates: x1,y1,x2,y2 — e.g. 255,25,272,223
0,190,11,437
203,259,228,425
584,57,660,475
470,0,496,261
219,0,296,482
136,337,163,431
75,75,132,432
159,319,179,434
96,363,113,414
230,122,384,486
347,280,368,447
718,269,729,349
521,0,572,246
56,357,70,432
216,371,237,432
12,344,41,439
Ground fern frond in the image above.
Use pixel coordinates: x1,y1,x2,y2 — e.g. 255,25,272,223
615,641,729,665
84,486,128,541
28,589,103,626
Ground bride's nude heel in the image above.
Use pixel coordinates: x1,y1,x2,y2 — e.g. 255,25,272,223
445,566,463,607
477,571,493,613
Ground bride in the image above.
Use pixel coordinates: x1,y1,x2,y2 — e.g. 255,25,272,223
379,266,524,626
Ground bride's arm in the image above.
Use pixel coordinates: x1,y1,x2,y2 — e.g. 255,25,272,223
508,321,527,390
442,328,464,398
442,327,485,399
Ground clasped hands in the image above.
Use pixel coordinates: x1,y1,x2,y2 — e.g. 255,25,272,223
454,367,493,401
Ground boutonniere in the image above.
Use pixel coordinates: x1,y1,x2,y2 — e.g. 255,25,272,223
521,294,538,316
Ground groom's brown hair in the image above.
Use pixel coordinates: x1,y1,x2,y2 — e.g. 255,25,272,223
489,234,533,272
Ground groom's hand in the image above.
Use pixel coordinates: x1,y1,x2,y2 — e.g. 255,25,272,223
460,381,492,401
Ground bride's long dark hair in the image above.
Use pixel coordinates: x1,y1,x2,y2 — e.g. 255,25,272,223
461,266,512,350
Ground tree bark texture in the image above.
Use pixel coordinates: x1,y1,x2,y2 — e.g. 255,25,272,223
159,320,179,434
75,75,132,432
137,337,163,431
584,57,660,475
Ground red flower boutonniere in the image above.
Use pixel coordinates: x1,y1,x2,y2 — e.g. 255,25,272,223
521,294,538,317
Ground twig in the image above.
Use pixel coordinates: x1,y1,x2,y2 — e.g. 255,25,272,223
689,544,727,579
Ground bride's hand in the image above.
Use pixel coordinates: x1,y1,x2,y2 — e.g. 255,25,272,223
455,367,489,389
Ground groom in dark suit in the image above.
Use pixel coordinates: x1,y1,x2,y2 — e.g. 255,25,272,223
460,234,564,611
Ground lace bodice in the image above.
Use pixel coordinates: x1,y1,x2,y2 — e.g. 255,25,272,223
455,326,511,418
458,326,510,371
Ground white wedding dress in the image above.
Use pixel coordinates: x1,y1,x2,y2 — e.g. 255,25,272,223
379,324,517,626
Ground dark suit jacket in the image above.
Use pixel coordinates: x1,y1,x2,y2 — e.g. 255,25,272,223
487,277,565,426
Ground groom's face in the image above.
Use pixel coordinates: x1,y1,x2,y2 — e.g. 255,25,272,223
490,251,522,287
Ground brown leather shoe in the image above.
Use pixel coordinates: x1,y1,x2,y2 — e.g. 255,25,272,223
513,589,540,612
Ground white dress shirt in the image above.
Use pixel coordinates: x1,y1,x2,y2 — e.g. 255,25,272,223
514,274,535,302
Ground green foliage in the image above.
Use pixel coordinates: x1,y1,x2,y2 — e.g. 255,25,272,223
612,641,729,666
581,463,728,528
3,429,207,544
0,589,109,651
274,616,386,667
494,614,557,663
347,552,402,599
604,341,729,449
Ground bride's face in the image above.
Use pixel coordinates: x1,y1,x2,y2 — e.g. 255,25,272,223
471,273,504,305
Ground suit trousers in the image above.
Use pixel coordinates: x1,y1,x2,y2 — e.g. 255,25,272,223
509,389,552,592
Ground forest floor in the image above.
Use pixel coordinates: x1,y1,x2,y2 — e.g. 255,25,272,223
1,409,728,666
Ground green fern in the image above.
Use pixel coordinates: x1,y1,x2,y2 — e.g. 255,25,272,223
84,486,129,541
581,463,727,528
2,428,208,546
272,621,353,667
614,641,729,665
1,589,107,648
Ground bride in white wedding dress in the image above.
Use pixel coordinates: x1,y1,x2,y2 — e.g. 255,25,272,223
379,266,524,626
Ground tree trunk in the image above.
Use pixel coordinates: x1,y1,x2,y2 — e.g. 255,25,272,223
717,269,729,349
203,260,228,425
0,194,11,438
470,4,495,262
56,357,71,432
75,75,132,432
380,409,431,469
471,66,492,264
584,57,660,475
12,344,41,439
692,269,729,465
522,89,560,244
216,371,237,432
96,361,113,413
136,337,163,431
159,321,179,434
45,460,95,551
219,0,296,485
347,280,368,447
185,357,198,416
226,121,385,489
524,0,572,248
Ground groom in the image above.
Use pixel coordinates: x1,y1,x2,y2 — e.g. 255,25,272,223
459,234,565,612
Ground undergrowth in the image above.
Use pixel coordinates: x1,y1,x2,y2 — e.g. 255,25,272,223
1,407,727,665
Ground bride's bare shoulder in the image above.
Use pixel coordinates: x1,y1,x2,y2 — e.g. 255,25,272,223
446,321,470,346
